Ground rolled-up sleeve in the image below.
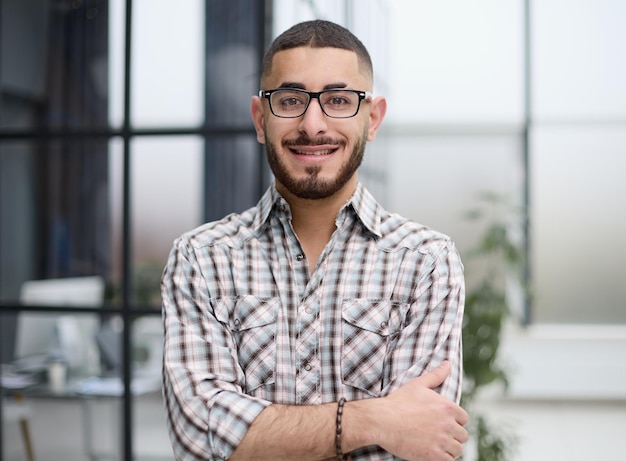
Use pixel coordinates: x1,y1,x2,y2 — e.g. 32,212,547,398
382,237,465,404
426,239,465,403
161,237,271,461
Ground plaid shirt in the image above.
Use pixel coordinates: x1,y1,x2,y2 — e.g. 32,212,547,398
161,182,465,461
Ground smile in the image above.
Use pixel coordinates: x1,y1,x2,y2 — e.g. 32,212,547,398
291,148,336,156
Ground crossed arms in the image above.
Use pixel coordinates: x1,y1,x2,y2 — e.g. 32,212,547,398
230,361,468,461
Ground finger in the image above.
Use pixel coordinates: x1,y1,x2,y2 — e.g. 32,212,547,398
418,361,452,389
456,406,470,426
452,423,469,444
445,438,465,460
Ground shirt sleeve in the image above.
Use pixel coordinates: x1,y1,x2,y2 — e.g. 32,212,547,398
161,237,271,461
383,237,465,403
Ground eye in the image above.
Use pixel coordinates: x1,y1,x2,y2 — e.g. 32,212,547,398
321,91,355,110
275,91,307,110
281,97,305,107
330,97,349,106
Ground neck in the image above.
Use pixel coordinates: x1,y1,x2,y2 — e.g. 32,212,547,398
277,180,357,271
278,180,357,230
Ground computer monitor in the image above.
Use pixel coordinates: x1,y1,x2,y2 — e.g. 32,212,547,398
15,276,105,374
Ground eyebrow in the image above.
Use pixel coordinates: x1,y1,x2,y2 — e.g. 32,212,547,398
277,82,349,90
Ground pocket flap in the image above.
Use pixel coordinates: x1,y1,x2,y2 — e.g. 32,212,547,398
342,299,404,336
214,295,278,331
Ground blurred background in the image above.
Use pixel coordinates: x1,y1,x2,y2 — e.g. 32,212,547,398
0,0,624,460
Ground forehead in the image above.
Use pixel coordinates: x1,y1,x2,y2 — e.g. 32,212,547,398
263,47,371,90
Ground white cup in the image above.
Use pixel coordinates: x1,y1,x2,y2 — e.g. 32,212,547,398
48,361,67,392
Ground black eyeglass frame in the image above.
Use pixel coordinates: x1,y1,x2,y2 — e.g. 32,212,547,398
259,88,373,119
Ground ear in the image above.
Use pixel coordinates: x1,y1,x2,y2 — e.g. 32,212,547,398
366,96,387,142
250,96,266,144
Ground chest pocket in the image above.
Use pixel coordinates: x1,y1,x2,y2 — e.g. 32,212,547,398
341,299,406,396
214,295,278,393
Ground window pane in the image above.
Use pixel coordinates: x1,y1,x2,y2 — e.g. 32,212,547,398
0,141,37,298
0,139,111,298
129,136,203,307
531,125,626,323
108,0,127,129
532,0,626,121
387,0,525,124
131,0,204,127
205,0,264,127
386,131,525,250
0,0,109,130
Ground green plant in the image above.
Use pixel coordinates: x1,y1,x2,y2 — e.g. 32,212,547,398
461,191,526,461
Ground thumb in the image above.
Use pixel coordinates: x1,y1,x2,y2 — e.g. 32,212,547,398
417,361,451,389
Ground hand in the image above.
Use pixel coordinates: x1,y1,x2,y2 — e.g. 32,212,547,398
377,362,469,461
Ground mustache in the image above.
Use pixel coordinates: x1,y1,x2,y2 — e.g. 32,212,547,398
283,136,345,147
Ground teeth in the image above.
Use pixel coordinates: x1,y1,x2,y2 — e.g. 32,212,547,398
294,150,332,155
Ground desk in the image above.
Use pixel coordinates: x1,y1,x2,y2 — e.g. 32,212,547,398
3,375,162,461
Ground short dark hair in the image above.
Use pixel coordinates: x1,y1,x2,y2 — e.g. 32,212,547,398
260,20,373,85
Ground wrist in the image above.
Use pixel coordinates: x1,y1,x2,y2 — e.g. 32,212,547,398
335,398,347,460
339,397,386,453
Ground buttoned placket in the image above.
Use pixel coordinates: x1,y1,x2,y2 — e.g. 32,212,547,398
288,225,322,405
292,211,348,405
270,204,319,403
295,292,321,404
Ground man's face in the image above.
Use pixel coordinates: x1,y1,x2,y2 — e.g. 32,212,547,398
251,47,385,201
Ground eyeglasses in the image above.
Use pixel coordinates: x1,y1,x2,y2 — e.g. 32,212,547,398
259,88,373,119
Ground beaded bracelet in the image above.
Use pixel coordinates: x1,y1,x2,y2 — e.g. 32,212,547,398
336,397,348,460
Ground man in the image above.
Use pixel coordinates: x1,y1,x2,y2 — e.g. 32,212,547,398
161,20,468,461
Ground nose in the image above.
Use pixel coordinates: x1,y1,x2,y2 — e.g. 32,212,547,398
298,96,328,137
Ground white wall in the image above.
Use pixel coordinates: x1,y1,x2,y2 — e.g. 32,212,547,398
476,397,626,461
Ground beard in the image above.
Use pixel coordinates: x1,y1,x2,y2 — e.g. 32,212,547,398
265,129,368,200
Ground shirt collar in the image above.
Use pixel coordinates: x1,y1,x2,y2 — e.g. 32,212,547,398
252,182,383,238
251,184,283,232
344,182,383,238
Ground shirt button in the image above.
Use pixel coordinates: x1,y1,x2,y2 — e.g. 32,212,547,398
305,307,313,314
380,321,388,329
296,254,305,261
234,318,241,328
304,363,312,371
